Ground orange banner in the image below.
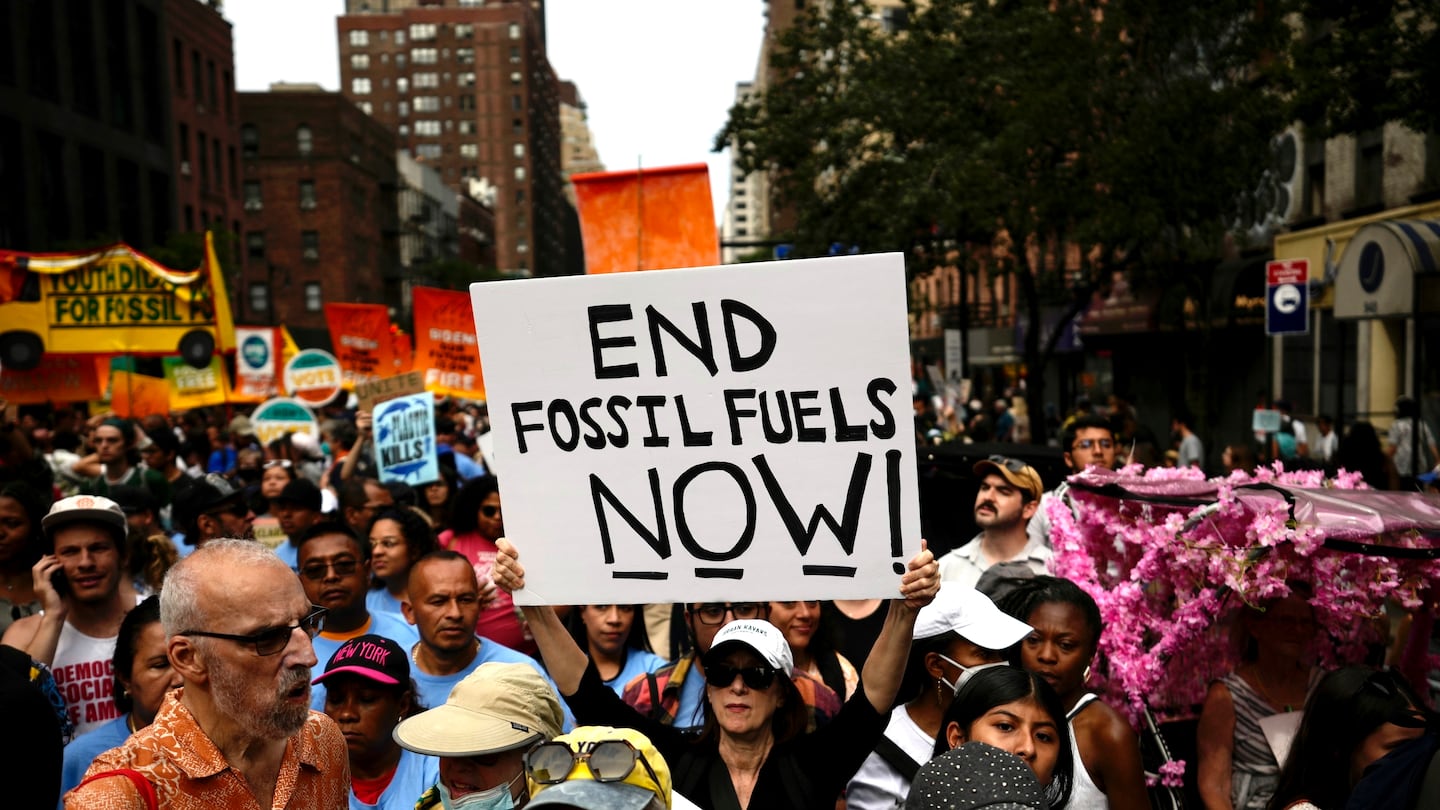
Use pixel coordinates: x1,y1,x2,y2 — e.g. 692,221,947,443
109,370,171,418
412,286,485,400
324,303,396,389
0,354,108,404
571,163,719,274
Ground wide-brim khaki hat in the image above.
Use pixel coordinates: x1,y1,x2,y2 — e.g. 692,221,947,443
393,661,563,756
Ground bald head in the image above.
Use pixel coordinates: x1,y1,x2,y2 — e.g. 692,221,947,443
161,538,298,637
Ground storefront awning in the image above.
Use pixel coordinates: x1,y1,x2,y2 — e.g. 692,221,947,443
1335,218,1440,319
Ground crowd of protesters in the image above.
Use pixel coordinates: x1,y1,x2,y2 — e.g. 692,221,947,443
0,393,1437,810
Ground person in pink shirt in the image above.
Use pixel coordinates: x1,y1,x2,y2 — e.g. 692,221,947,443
438,476,534,655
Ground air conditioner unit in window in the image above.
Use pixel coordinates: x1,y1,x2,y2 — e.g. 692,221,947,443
180,161,191,176
300,199,317,210
243,199,262,211
303,248,319,260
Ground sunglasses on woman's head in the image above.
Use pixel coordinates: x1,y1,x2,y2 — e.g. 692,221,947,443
704,663,779,690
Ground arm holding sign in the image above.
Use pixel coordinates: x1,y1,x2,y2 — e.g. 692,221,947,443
493,538,588,695
337,410,371,483
859,540,937,714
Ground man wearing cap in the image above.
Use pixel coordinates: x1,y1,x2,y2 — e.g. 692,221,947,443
396,661,564,809
938,457,1049,588
1026,414,1117,550
65,538,350,808
338,476,395,537
82,418,171,509
846,586,1033,810
271,478,326,571
173,473,256,557
294,523,419,711
2,495,136,738
314,634,438,809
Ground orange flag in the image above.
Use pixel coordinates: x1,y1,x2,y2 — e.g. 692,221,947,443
572,163,719,274
0,354,107,404
110,370,171,418
324,303,395,389
411,286,485,400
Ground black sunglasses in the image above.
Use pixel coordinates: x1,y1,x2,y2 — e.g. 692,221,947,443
480,505,501,518
704,663,779,691
525,739,663,787
300,558,360,581
180,605,326,656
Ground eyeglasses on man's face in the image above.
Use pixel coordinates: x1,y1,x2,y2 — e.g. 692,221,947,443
1072,438,1114,451
300,558,360,581
690,602,768,625
179,605,327,655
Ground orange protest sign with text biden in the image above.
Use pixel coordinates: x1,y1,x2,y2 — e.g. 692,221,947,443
469,254,920,605
0,233,234,371
412,285,485,400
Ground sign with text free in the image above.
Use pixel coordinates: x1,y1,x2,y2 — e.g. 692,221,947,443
470,253,921,605
1265,259,1309,336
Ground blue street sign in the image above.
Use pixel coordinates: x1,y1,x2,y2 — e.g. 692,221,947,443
1266,259,1309,336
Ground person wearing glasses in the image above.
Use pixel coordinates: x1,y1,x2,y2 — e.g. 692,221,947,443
1026,414,1117,550
444,475,536,655
493,538,939,810
64,538,350,808
524,725,698,810
395,660,565,810
938,457,1047,589
292,522,419,711
620,600,841,735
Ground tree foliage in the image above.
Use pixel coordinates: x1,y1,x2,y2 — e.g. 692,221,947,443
717,0,1294,438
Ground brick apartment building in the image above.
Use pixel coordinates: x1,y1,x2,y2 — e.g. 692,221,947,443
337,0,570,276
166,0,241,244
237,88,400,337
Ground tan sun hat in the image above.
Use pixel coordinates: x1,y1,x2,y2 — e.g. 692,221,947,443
392,662,563,756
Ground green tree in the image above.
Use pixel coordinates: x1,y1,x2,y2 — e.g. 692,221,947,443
718,0,1293,441
413,258,505,291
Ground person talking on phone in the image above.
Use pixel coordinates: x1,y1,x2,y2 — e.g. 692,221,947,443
2,495,138,739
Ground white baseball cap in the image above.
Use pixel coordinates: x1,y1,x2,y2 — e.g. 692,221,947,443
703,619,794,675
914,586,1032,651
41,495,128,540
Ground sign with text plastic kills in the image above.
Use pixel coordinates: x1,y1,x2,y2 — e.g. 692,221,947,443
324,303,395,388
470,253,920,605
373,391,438,484
571,163,719,275
412,286,485,400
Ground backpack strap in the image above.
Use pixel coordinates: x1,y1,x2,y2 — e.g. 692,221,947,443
873,735,922,782
645,670,665,721
75,768,158,810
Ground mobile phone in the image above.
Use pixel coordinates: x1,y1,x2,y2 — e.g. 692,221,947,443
50,567,69,598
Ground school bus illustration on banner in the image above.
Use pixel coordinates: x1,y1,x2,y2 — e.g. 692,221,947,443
0,232,235,370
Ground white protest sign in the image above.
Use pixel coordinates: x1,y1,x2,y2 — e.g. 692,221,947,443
373,392,438,484
470,253,921,605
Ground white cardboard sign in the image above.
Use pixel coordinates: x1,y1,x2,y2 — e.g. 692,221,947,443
470,253,921,605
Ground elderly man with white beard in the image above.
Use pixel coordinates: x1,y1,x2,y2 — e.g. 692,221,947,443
64,539,350,809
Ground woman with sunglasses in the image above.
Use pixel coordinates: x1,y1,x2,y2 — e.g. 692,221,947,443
443,475,535,655
314,634,438,810
931,665,1075,808
366,508,439,618
1267,667,1434,810
997,577,1148,810
493,538,939,810
60,596,182,798
566,604,669,697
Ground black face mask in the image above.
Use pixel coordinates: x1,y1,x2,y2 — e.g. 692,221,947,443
234,468,261,484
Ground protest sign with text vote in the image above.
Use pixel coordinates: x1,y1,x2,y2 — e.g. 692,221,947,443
470,253,920,605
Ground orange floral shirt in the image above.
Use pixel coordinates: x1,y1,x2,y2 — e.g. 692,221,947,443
64,688,350,809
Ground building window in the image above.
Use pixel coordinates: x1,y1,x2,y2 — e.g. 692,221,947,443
416,144,442,159
351,53,370,70
515,166,526,181
399,124,409,138
508,23,521,39
395,29,406,46
352,77,372,95
412,48,438,65
511,95,522,111
1354,128,1384,210
513,118,523,135
249,282,269,313
244,181,262,210
459,120,476,135
510,71,521,85
349,29,369,47
458,72,475,88
455,23,473,39
396,54,406,70
297,125,313,156
456,48,474,64
516,239,528,254
409,23,436,41
299,180,317,210
241,124,257,158
510,46,520,64
414,72,438,88
415,120,441,136
247,231,265,259
172,39,185,92
414,96,440,112
398,101,409,117
457,94,476,111
459,143,478,158
379,29,388,43
397,77,408,93
305,282,322,311
358,101,373,115
513,143,525,158
302,231,319,261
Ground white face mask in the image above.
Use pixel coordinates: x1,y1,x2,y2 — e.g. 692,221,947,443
439,771,521,810
937,655,1005,696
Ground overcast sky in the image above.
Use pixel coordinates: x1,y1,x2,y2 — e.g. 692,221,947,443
227,0,767,219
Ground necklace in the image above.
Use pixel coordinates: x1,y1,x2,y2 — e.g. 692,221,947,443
1251,665,1303,712
127,713,139,734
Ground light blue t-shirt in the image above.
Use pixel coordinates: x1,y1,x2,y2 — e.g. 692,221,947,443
365,589,406,618
602,649,670,698
410,637,575,729
274,540,299,572
675,664,708,731
169,532,194,559
311,611,421,711
351,748,439,810
59,715,132,805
